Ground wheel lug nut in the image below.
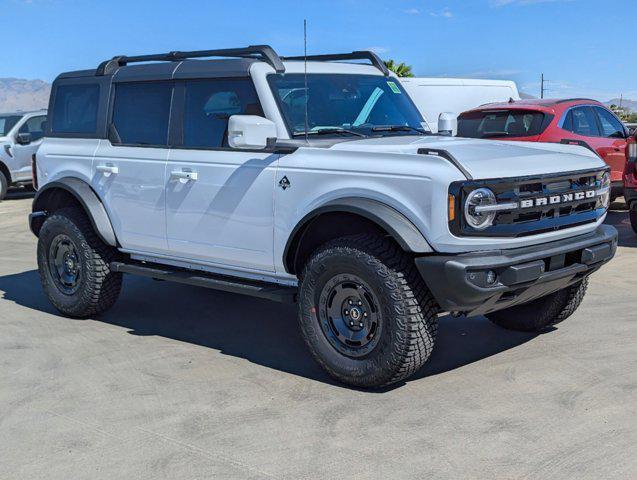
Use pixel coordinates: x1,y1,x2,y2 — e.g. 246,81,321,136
358,301,362,306
364,312,368,317
348,300,353,305
344,309,349,315
359,323,364,327
349,321,354,326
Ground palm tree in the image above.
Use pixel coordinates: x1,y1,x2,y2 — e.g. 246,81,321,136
383,60,414,77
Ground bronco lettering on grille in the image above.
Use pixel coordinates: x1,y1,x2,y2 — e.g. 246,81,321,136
519,190,596,209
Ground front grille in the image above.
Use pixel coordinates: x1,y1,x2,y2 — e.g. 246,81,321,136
449,168,608,237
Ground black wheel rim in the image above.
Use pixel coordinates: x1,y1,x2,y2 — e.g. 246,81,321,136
48,234,82,295
318,274,382,358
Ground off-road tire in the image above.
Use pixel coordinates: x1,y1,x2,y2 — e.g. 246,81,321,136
0,171,8,201
630,209,637,234
487,278,589,332
37,207,122,318
298,234,438,388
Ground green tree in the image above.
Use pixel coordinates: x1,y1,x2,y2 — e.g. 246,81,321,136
383,60,414,77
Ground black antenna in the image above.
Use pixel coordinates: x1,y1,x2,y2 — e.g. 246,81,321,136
304,19,309,144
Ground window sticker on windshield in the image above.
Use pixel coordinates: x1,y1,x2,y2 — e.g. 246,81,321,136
386,81,402,94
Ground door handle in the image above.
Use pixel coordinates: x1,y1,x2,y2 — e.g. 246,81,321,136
96,165,119,177
170,170,198,182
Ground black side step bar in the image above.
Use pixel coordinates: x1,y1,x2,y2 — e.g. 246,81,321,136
110,262,297,304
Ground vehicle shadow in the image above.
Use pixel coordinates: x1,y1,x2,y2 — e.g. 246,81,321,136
605,200,636,248
0,269,540,390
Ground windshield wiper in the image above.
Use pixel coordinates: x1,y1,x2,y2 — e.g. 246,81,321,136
293,128,366,138
481,132,509,138
371,125,429,135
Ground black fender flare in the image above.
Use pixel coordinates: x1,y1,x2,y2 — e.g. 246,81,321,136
283,197,433,273
30,177,118,246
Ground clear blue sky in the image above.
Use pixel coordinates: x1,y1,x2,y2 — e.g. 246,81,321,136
3,0,635,101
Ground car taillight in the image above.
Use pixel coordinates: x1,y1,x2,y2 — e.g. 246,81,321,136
31,153,38,190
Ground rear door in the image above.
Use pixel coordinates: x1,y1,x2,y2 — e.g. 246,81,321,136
12,114,47,181
592,106,628,184
92,81,173,255
164,77,278,272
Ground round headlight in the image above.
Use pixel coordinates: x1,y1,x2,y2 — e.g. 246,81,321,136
464,188,497,230
600,172,611,209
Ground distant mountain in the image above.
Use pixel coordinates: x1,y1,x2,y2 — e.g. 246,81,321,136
0,78,51,112
604,98,637,113
519,91,537,99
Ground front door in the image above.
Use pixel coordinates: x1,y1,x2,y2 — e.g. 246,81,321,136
12,114,47,181
592,106,628,184
164,78,277,272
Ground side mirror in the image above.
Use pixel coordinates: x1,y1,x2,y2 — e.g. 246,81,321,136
16,132,32,145
438,112,457,136
228,115,277,150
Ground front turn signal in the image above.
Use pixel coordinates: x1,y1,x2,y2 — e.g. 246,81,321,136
448,194,456,222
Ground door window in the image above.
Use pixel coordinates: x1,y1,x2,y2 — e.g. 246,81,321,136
594,107,625,138
112,82,173,146
18,115,47,141
566,107,600,137
182,78,263,149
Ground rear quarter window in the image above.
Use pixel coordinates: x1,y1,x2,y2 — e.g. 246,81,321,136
458,109,548,139
51,84,100,134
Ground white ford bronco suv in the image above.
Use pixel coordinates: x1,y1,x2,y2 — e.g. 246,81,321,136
30,46,617,388
0,110,47,200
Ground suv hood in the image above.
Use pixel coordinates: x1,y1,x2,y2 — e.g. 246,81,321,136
328,135,605,179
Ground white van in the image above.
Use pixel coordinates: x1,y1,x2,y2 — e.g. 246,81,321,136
400,78,520,133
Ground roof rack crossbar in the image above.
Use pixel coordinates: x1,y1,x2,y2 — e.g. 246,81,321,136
96,45,285,76
282,51,390,76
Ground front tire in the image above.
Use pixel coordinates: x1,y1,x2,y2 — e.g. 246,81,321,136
37,207,122,318
487,278,588,332
0,171,8,201
298,234,438,388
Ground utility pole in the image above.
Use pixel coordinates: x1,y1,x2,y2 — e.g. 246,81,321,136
540,73,545,99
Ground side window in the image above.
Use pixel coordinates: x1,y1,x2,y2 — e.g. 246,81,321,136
18,115,47,141
51,84,100,134
561,110,573,132
182,78,263,149
595,107,625,138
112,82,173,146
569,107,600,137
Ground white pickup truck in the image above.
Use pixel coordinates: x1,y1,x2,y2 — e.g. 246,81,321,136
0,110,47,200
29,46,617,388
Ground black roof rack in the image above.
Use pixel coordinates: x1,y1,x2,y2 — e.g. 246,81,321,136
282,51,390,76
96,45,285,76
552,98,599,105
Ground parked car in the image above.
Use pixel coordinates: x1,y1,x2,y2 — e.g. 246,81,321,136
0,110,47,200
625,136,637,232
457,99,631,201
400,77,520,133
29,46,617,388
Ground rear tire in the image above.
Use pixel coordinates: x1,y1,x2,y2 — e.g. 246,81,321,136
630,209,637,234
486,278,588,332
298,234,438,388
37,207,122,318
0,171,8,201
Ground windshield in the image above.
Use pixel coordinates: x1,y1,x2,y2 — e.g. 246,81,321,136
457,109,547,139
0,115,22,136
268,74,429,138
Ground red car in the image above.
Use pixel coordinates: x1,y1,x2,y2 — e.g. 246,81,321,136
625,137,637,232
458,98,631,201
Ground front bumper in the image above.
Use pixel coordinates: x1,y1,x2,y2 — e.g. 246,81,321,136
416,225,617,317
